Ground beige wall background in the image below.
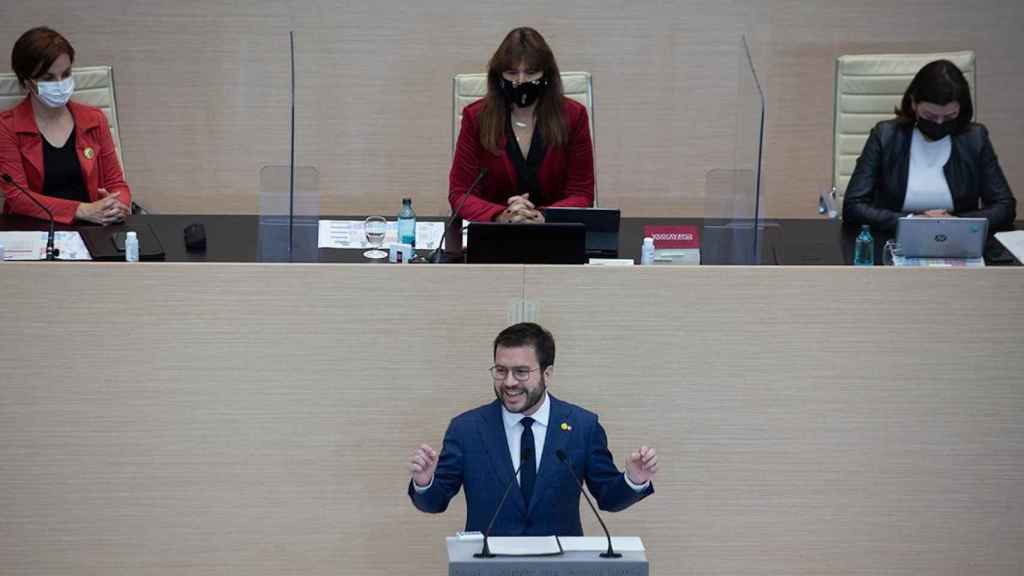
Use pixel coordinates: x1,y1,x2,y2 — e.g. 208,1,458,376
1,263,1023,575
0,1,1021,217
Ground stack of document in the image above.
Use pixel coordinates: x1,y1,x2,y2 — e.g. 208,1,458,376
485,536,562,556
892,255,985,267
0,231,91,261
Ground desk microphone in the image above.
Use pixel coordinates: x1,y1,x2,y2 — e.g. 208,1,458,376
427,168,487,263
1,173,58,260
555,449,621,558
474,452,523,559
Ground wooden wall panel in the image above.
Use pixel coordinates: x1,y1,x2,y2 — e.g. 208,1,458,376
0,263,1022,574
525,266,1024,574
0,263,525,575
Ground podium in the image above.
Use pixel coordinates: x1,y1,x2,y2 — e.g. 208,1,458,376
446,536,648,576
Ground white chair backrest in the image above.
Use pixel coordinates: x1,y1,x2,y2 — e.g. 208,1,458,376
452,71,596,204
833,51,974,203
0,65,125,173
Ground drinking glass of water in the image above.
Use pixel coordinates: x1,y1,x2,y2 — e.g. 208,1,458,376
363,216,387,259
882,239,905,267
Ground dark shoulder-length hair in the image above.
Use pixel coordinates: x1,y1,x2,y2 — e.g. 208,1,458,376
895,59,973,135
11,27,75,88
478,27,567,155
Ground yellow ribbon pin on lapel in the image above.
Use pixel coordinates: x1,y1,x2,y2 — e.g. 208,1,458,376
84,147,95,160
560,422,571,431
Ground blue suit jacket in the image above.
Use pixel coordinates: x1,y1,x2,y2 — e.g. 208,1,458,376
408,394,653,536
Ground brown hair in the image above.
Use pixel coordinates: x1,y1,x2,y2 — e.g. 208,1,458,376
11,27,75,88
894,59,973,135
494,322,556,370
478,27,567,155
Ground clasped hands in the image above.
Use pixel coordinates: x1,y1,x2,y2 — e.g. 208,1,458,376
75,188,129,225
495,194,545,224
917,209,955,218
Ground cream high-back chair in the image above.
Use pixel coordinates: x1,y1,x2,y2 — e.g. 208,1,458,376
825,51,975,215
0,66,126,173
452,71,596,205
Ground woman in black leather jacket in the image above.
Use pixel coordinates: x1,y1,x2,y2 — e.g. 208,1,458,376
842,60,1016,233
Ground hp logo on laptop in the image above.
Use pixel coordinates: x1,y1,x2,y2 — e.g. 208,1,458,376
934,234,948,242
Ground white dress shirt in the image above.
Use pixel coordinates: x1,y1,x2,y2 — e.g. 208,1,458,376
501,392,551,480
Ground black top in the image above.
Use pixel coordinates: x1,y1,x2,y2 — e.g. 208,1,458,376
506,115,547,197
42,130,89,203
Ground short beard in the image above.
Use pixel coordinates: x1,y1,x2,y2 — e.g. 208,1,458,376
496,375,547,414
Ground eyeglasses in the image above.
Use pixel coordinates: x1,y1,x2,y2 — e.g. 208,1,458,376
489,365,540,382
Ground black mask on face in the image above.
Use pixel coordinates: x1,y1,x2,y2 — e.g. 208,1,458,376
917,118,952,141
500,77,548,108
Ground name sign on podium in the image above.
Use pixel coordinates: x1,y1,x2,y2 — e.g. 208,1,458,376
643,225,701,265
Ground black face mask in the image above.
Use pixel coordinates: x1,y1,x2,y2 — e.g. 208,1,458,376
500,77,548,108
917,118,952,141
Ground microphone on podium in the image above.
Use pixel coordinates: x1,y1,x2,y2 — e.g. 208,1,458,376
427,168,487,263
474,451,524,559
556,449,621,558
1,173,59,260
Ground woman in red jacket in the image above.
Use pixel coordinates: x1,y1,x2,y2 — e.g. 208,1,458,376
1,27,130,225
450,27,594,223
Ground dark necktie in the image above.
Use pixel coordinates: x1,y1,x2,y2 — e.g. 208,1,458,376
519,416,536,505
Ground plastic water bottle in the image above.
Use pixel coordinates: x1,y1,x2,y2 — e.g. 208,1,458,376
397,198,416,247
125,231,139,262
641,237,655,265
853,225,874,266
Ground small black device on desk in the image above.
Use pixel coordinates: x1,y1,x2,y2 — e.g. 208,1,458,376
79,222,166,260
184,223,207,251
542,207,620,258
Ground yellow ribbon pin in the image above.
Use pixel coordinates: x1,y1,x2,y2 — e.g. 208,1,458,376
560,422,572,431
83,147,95,160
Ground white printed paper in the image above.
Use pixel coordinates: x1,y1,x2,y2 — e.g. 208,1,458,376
995,230,1024,264
317,220,443,250
485,536,562,556
893,255,985,268
559,536,646,552
0,231,91,261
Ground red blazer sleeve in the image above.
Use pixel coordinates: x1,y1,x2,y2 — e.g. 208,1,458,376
93,111,131,208
0,116,80,224
449,110,506,222
548,104,594,208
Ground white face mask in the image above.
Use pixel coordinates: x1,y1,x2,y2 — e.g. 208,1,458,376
34,76,75,108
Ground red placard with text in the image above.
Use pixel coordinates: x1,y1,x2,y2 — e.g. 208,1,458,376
642,225,701,249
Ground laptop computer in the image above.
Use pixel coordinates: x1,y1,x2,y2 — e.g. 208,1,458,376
541,207,620,257
896,217,988,259
466,222,586,264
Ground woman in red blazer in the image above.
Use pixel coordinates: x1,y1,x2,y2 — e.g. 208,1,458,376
0,27,130,225
450,27,594,223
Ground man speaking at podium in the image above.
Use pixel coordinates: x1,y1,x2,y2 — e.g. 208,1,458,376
407,323,657,536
